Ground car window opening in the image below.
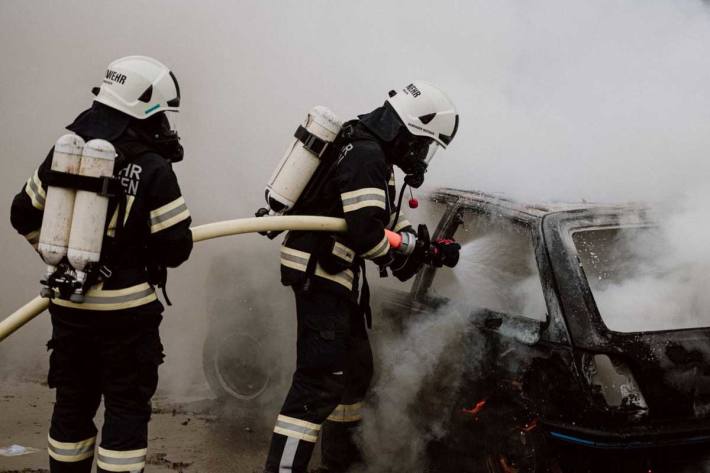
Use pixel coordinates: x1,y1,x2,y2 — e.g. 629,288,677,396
427,210,547,323
572,225,710,333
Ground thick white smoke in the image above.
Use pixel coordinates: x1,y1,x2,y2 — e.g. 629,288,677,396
425,0,710,204
582,189,710,333
1,0,710,470
357,307,473,473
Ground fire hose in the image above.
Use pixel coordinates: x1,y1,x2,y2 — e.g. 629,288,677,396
0,216,408,342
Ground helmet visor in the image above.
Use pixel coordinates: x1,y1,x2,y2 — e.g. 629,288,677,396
424,140,439,165
166,111,179,135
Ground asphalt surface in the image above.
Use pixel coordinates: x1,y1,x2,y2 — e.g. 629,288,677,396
0,379,306,473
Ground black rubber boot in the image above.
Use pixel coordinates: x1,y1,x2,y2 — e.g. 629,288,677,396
49,456,94,473
319,420,364,473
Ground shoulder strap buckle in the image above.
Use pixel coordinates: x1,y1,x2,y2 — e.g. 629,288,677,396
99,265,113,279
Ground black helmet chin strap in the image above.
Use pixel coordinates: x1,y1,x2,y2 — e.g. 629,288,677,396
390,181,409,232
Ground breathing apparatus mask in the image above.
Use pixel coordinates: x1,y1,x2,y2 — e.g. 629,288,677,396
132,111,184,162
393,133,439,189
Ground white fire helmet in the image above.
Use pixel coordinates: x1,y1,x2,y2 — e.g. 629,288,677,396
386,80,459,164
92,55,180,120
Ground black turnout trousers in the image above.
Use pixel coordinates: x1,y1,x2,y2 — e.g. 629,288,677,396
265,286,374,473
47,305,163,473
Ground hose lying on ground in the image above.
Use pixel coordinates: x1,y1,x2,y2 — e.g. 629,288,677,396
0,216,348,343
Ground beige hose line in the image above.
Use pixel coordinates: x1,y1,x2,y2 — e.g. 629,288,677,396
0,296,52,343
0,216,347,342
190,215,346,243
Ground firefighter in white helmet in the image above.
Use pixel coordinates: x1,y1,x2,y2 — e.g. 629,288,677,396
264,81,461,473
10,56,192,473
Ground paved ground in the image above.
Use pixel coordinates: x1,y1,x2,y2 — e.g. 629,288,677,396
0,379,310,473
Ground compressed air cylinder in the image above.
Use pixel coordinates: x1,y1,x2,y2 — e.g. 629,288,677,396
38,134,85,268
265,106,342,214
67,139,116,295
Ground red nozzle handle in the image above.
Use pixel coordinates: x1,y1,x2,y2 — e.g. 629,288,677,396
385,229,402,249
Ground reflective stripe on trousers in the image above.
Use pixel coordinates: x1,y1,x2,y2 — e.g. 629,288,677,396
327,402,363,423
48,434,96,463
273,414,321,443
97,446,147,472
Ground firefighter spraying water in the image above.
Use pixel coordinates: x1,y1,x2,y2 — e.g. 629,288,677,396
258,81,462,473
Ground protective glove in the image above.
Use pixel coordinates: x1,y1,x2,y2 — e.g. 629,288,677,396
390,225,429,281
429,239,461,268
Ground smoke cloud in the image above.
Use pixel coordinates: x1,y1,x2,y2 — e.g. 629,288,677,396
575,190,710,333
358,307,472,473
1,0,710,470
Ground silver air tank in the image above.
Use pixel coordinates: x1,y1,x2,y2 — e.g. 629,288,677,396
67,139,116,302
265,106,342,215
38,134,85,279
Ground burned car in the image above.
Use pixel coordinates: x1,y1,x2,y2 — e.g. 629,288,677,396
380,188,710,472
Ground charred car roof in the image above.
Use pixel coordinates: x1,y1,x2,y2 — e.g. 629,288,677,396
431,187,650,223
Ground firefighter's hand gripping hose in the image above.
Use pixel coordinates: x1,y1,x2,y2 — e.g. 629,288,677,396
0,216,350,343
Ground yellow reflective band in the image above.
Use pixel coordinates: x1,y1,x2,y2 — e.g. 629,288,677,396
150,196,185,220
25,170,46,210
343,199,386,213
281,246,355,290
106,196,136,237
150,196,190,233
327,402,363,423
362,234,390,259
341,188,386,213
281,246,310,260
33,170,46,199
332,241,355,263
24,229,40,245
150,208,190,233
96,447,147,472
47,435,95,463
97,447,147,459
273,426,319,443
48,449,94,463
274,415,321,443
280,246,310,271
105,209,117,237
393,219,412,232
314,265,354,290
96,461,145,472
281,259,307,272
341,188,386,200
52,282,157,311
277,415,321,431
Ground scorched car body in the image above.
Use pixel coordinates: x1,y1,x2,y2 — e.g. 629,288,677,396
381,188,710,472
